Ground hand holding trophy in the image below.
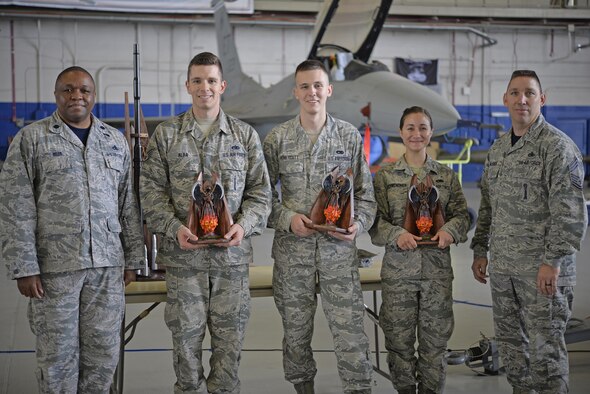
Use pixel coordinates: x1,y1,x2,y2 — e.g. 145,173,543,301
306,166,354,234
403,175,445,245
187,172,233,245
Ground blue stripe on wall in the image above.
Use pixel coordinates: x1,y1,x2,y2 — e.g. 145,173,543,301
443,105,590,182
0,102,191,161
1,102,589,183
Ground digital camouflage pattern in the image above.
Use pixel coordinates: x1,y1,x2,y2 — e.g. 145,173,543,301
140,109,271,268
490,274,573,393
264,115,375,235
0,111,144,393
471,114,587,393
165,264,250,394
369,155,469,393
471,114,586,283
0,111,145,278
140,109,271,393
28,267,125,393
263,114,376,393
379,278,453,394
370,155,469,280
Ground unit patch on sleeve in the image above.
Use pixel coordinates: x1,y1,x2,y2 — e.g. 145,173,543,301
569,157,583,190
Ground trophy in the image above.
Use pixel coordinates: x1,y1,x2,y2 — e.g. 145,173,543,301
305,166,354,234
187,172,233,245
402,175,445,245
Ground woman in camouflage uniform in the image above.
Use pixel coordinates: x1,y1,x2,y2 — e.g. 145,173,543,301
369,106,470,394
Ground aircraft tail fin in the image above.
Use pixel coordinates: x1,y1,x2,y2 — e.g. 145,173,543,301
212,0,264,98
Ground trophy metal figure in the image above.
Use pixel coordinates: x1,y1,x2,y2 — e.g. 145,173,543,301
187,172,232,245
403,174,445,245
306,166,354,234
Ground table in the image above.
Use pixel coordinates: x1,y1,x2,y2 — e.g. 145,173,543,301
113,263,385,393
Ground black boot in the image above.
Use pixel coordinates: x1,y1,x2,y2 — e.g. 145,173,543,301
294,381,315,394
397,385,416,394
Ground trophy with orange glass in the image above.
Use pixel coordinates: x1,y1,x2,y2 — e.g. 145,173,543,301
305,166,354,234
403,175,445,245
187,172,232,245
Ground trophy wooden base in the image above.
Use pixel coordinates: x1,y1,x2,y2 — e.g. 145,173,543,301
305,222,351,234
187,237,230,246
416,237,438,246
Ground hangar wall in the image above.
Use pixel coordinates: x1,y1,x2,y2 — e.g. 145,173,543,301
0,15,589,180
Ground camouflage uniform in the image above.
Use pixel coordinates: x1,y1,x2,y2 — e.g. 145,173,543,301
140,109,271,394
0,111,145,393
470,115,587,394
263,115,376,393
369,155,469,394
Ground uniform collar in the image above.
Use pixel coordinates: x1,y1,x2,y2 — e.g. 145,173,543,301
520,113,545,143
180,108,230,136
395,154,439,176
505,114,545,151
293,113,335,138
49,111,112,147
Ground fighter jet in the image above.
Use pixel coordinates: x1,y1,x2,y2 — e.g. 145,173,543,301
214,0,461,139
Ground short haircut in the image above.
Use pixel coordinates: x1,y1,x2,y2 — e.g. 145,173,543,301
187,52,223,81
399,106,433,129
508,69,542,93
295,59,329,79
55,66,95,90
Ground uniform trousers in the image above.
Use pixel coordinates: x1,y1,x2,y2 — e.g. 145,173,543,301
490,273,572,394
28,267,124,394
165,264,250,394
379,277,454,393
272,234,372,393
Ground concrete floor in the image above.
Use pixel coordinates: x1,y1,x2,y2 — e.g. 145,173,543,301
1,184,589,393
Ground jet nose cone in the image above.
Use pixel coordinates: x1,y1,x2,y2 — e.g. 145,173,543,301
361,71,460,136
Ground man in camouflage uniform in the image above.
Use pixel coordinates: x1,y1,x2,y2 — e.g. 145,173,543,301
0,66,144,393
471,70,587,394
370,106,469,394
263,59,376,394
140,52,271,394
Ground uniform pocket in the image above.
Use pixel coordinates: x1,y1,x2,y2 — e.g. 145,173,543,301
36,220,83,262
218,159,246,215
41,156,72,172
104,155,124,172
278,159,305,198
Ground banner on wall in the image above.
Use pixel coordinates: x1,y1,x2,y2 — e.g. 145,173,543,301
0,0,254,14
394,58,438,86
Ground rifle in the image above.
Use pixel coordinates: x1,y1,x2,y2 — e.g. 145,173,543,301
128,44,155,277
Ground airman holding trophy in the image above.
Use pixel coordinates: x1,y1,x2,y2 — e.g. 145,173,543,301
370,106,470,394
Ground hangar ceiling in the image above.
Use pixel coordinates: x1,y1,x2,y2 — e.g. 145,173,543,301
254,0,590,19
256,0,588,16
0,0,588,29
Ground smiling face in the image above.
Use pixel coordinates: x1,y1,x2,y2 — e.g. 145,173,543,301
399,112,433,154
54,70,96,128
293,68,333,117
186,64,227,119
503,75,546,134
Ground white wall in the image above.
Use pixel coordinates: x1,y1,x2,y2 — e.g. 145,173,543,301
1,17,589,109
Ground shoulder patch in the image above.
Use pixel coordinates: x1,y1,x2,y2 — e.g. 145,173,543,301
569,158,583,190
